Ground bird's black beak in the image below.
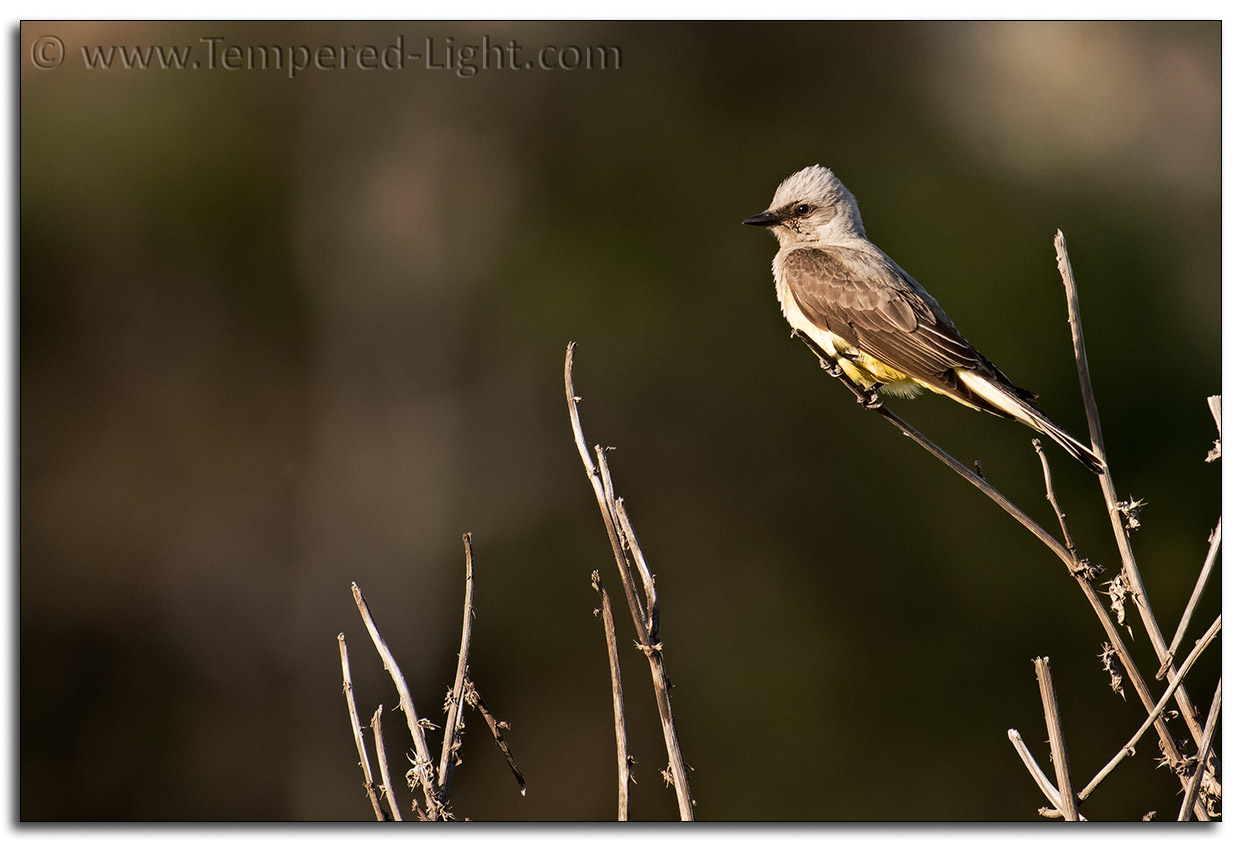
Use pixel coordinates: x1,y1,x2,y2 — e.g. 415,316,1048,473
742,210,780,227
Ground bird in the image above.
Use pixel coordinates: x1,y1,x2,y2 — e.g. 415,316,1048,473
743,164,1105,474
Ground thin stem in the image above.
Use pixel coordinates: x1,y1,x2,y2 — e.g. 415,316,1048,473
1177,678,1222,821
1007,729,1087,820
1034,658,1079,822
596,446,649,634
1033,439,1082,566
1205,394,1221,462
800,323,1204,813
614,498,658,639
564,343,648,638
464,680,526,795
565,342,695,820
351,582,441,819
593,571,631,821
810,361,1196,789
371,705,404,820
1079,615,1221,801
1056,231,1209,762
1157,519,1220,680
338,633,390,821
438,532,477,801
791,328,1073,565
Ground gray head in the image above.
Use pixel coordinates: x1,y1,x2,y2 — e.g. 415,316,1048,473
743,165,866,247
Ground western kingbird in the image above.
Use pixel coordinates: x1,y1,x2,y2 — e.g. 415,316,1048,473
744,164,1105,474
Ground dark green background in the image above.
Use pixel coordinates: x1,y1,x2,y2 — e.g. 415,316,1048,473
20,21,1221,820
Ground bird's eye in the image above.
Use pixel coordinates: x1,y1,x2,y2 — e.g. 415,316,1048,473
795,203,811,216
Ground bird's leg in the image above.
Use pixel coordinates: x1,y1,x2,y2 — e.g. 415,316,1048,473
818,356,844,378
792,329,841,372
858,383,885,410
791,329,885,408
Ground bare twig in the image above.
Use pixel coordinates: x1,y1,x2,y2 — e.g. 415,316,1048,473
565,342,695,820
464,680,526,795
1178,678,1222,821
595,448,651,635
351,582,441,819
1205,395,1221,462
1033,439,1083,567
566,352,647,639
790,329,1072,564
799,327,1200,805
1033,658,1079,822
615,498,659,640
1007,729,1087,820
437,532,477,802
1157,519,1220,680
1056,232,1212,817
593,571,631,820
1079,614,1221,802
371,705,404,820
1056,232,1210,762
338,633,390,821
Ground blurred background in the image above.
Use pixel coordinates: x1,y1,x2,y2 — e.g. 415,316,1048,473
20,21,1220,821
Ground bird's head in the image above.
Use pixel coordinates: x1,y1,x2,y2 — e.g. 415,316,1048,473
743,165,866,247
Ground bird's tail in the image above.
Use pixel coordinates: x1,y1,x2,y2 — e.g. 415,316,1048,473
958,370,1105,475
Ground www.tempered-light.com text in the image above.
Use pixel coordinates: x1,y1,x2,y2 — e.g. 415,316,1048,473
30,34,623,78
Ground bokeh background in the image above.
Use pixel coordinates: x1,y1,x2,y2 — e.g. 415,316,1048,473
20,21,1221,821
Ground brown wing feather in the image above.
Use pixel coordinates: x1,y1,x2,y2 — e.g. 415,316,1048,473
780,246,1037,410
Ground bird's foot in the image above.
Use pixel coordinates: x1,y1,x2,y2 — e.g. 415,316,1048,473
859,385,884,409
818,357,845,379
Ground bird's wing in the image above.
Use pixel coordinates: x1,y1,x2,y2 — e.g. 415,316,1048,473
780,245,988,385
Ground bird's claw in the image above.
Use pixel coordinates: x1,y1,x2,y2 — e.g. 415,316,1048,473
818,358,844,378
859,386,884,409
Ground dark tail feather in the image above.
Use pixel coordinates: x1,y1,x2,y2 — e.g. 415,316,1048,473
1034,417,1106,475
957,369,1105,474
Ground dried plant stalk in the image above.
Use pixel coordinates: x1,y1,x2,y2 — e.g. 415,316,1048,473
438,533,477,801
338,633,390,820
1079,614,1221,801
593,571,631,820
1056,231,1213,817
1177,679,1222,821
1007,729,1087,820
371,705,404,821
351,582,442,819
1033,658,1079,822
565,342,695,820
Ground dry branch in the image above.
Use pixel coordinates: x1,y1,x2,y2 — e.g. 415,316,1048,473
1079,614,1221,802
464,680,526,795
1007,729,1087,820
1056,232,1211,768
438,532,477,801
1205,395,1222,462
1033,658,1079,822
1158,519,1221,680
593,570,631,820
797,325,1197,800
1056,232,1215,817
1178,679,1222,821
338,633,390,821
343,536,522,821
371,705,404,820
351,582,442,819
1033,439,1084,567
565,341,695,820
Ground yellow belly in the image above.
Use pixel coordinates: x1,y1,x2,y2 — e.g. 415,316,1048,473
836,354,925,399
